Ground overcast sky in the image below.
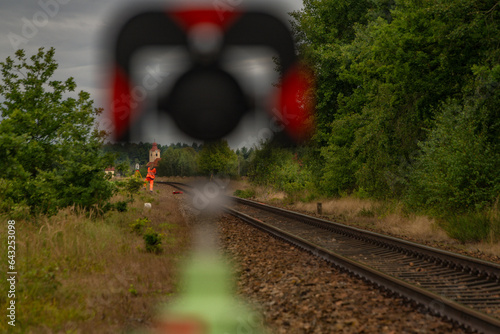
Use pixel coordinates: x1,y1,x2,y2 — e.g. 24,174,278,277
0,0,304,147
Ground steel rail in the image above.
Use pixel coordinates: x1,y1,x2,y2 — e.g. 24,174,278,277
233,197,500,281
160,181,500,333
225,207,500,334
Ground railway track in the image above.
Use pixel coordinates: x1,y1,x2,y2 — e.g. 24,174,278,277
161,181,500,333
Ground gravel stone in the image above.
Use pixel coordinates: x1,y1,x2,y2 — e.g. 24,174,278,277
217,214,473,334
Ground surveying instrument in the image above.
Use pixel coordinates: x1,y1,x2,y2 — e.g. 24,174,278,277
133,163,142,179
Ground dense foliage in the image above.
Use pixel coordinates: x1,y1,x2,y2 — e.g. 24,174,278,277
406,99,500,215
0,48,115,217
248,140,315,196
157,146,198,177
197,139,238,177
248,0,500,239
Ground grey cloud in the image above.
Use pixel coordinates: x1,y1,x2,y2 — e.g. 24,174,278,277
0,0,304,144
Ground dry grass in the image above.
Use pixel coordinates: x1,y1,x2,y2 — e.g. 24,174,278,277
0,183,191,334
290,196,500,256
226,179,287,202
375,213,449,241
229,183,454,244
291,198,450,242
292,197,373,220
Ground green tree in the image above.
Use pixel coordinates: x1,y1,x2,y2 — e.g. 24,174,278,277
248,139,314,196
291,0,500,198
197,139,237,177
289,0,387,191
157,146,198,177
406,99,500,214
178,147,198,176
290,0,377,144
235,147,254,176
116,158,132,177
157,146,180,176
0,48,114,217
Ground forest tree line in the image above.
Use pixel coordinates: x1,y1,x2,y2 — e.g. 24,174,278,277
245,0,499,240
103,140,254,178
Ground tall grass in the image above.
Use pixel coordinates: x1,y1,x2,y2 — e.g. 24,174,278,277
441,200,500,244
0,184,190,333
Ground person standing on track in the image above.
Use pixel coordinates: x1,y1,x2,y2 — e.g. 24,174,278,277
145,165,156,192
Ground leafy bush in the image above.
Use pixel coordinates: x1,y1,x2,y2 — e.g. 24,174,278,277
114,201,128,212
275,157,314,196
157,146,199,177
197,139,238,176
248,141,314,197
0,48,115,217
129,217,150,235
128,284,138,297
122,177,144,200
233,189,256,199
406,99,500,214
301,192,319,203
143,228,162,254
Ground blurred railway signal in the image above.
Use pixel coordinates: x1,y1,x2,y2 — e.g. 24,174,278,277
108,3,313,333
108,3,314,143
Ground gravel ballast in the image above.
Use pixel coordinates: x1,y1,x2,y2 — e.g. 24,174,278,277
217,214,472,334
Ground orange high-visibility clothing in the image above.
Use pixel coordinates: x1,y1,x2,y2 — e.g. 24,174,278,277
146,167,156,181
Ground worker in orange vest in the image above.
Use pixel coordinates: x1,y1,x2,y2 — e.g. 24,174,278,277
145,166,156,192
